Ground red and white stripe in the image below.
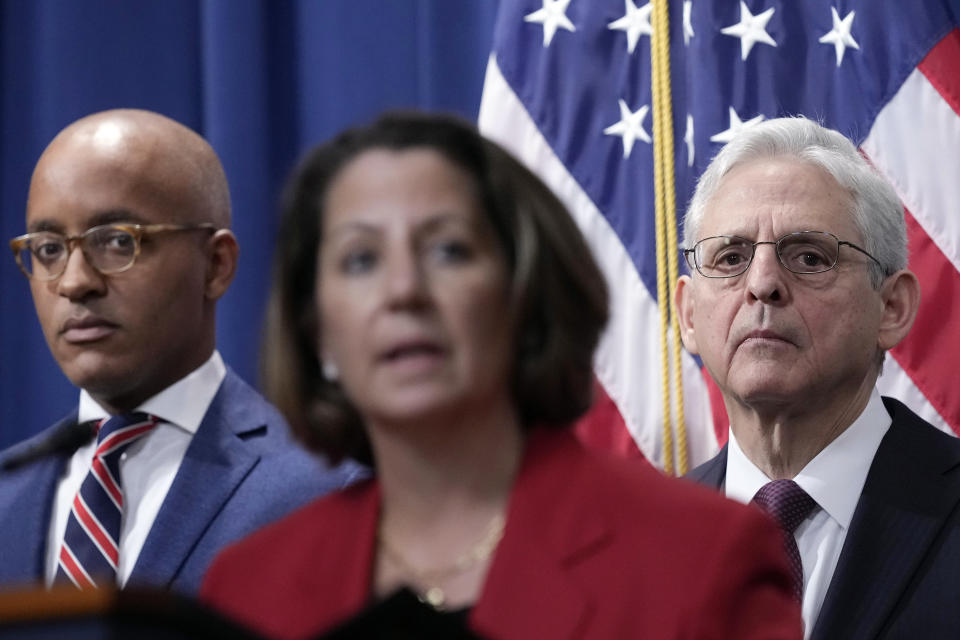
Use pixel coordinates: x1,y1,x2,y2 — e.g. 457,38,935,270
90,418,156,507
71,494,120,569
865,28,960,436
58,544,98,590
90,455,124,509
97,419,157,455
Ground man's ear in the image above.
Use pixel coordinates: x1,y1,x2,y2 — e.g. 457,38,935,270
675,274,700,355
877,269,920,351
204,229,239,301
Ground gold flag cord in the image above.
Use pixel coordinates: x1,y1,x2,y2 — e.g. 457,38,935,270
650,0,688,475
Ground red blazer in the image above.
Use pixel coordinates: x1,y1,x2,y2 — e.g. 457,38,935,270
201,429,801,639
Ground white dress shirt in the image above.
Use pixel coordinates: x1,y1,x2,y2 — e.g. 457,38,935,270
46,351,227,587
725,389,891,639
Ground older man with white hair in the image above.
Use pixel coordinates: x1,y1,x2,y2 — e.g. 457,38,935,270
679,116,960,640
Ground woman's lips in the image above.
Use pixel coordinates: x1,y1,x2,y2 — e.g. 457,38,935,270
378,341,446,373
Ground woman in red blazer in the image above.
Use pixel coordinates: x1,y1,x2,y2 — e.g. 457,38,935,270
200,112,801,640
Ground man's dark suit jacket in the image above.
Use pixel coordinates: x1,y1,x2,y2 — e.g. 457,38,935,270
0,367,362,595
687,397,960,640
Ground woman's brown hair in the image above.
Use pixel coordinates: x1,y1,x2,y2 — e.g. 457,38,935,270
262,111,608,464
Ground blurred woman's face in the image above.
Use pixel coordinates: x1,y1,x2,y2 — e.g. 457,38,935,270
316,148,514,426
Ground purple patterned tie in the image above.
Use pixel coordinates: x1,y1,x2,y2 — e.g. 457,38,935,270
55,413,159,589
751,479,817,602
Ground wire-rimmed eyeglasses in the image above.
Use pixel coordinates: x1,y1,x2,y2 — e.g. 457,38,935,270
9,222,218,281
683,230,884,279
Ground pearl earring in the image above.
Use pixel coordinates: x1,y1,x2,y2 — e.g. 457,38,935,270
322,359,339,382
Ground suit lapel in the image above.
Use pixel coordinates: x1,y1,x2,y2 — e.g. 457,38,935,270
685,445,728,489
129,370,262,588
0,414,80,584
293,482,379,633
811,399,960,640
0,458,67,582
471,430,609,640
473,531,597,640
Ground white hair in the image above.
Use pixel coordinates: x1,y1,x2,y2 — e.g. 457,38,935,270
683,116,906,287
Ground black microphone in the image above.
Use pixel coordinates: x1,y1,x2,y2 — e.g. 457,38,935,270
0,420,97,472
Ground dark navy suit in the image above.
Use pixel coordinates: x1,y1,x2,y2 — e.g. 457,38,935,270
0,368,362,595
687,397,960,640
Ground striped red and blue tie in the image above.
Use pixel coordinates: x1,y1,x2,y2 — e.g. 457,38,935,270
56,412,159,589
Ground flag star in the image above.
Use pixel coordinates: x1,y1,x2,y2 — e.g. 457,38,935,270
524,0,576,47
684,114,695,167
683,1,695,46
607,0,653,54
604,100,651,158
819,7,859,67
721,1,777,61
710,107,765,144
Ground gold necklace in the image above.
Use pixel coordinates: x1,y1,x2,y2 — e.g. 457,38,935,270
378,513,506,610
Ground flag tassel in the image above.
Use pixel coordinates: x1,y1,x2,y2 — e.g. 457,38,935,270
651,0,688,475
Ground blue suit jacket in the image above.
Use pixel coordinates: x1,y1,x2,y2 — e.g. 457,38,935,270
686,397,960,639
0,367,363,595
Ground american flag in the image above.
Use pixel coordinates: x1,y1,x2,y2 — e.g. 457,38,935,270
479,0,960,471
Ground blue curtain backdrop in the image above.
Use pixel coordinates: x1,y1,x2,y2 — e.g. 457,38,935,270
0,0,499,448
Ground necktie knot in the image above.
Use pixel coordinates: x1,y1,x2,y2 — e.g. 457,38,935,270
95,412,158,455
751,479,817,533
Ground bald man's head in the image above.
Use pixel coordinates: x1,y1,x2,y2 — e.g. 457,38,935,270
23,109,239,413
31,109,231,228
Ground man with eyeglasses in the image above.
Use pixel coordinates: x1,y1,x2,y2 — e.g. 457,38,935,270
0,109,359,594
677,116,960,639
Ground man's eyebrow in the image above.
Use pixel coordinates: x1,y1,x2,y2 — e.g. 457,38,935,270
26,209,147,234
26,219,64,234
88,209,148,227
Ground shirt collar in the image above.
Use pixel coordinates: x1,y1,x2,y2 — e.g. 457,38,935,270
726,388,890,530
78,351,227,435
